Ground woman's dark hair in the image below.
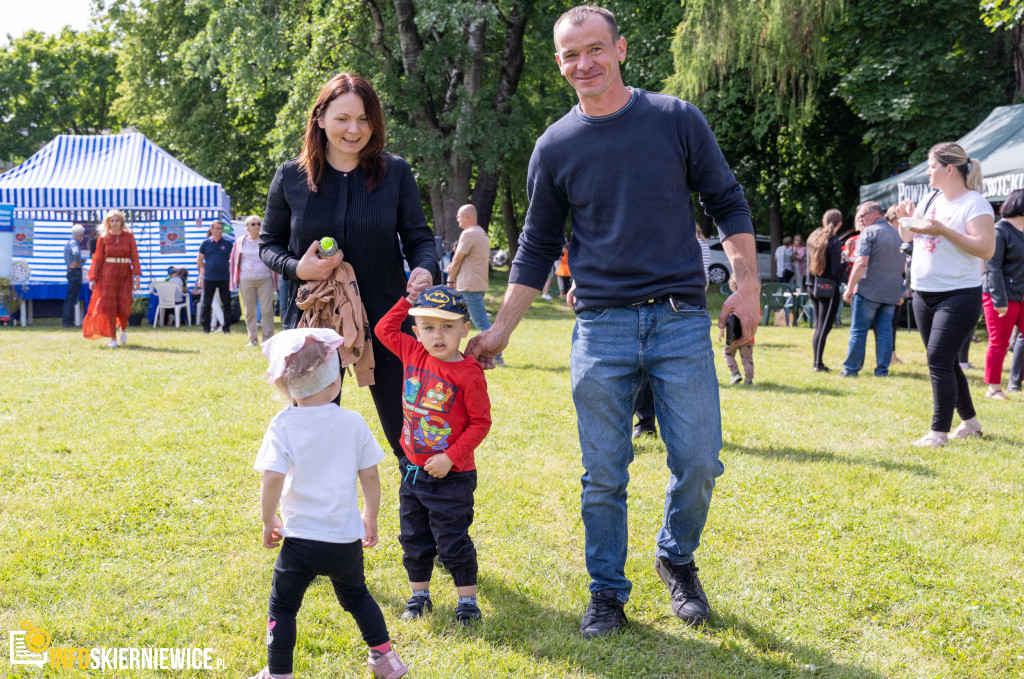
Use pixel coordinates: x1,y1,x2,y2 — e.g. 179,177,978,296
1001,188,1024,219
298,73,387,193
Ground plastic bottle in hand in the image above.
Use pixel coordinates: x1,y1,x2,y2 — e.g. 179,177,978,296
317,237,338,259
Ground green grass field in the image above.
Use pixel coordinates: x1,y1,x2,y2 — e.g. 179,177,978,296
1,277,1022,678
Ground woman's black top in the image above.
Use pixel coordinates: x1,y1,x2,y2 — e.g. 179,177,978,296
982,218,1024,308
260,153,439,328
808,235,845,286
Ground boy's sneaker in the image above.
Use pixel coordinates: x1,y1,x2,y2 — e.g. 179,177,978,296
730,372,742,384
367,650,408,679
655,557,711,625
401,594,432,620
454,601,481,625
578,589,627,638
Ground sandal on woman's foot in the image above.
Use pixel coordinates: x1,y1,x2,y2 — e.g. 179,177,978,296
985,388,1008,400
951,423,982,440
912,433,947,448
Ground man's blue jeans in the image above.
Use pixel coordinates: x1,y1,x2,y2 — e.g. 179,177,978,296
843,293,896,376
463,291,502,361
570,301,724,602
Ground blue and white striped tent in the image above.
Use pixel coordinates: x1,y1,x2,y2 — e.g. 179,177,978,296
0,132,232,293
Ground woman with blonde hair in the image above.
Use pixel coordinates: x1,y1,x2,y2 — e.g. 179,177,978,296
807,209,844,371
895,142,996,446
230,214,278,347
82,209,141,348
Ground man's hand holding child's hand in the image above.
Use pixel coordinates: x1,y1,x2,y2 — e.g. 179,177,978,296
424,453,454,478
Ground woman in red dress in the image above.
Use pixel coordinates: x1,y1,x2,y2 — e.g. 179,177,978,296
82,209,141,348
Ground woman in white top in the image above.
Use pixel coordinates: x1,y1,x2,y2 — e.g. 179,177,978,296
895,142,995,447
230,215,279,347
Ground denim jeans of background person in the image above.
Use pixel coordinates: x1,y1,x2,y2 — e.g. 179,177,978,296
465,4,761,639
840,203,905,377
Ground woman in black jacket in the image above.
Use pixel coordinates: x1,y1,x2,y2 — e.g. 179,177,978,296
807,209,845,372
260,72,439,460
981,188,1024,399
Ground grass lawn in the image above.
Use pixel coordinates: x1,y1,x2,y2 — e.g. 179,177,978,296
1,271,1022,678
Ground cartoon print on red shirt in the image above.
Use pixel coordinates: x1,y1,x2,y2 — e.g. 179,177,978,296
401,367,460,454
414,414,452,451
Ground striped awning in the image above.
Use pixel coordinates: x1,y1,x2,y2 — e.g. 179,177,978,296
0,133,231,221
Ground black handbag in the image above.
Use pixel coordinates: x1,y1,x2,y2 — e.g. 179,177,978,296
813,277,837,298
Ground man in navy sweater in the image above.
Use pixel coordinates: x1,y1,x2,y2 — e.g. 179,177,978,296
467,4,761,637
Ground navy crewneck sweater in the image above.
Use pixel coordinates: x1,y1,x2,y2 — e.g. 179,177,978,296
510,89,753,309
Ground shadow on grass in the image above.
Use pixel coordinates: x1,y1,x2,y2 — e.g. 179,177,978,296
455,574,889,679
724,441,937,477
724,380,845,397
504,362,570,373
119,345,201,354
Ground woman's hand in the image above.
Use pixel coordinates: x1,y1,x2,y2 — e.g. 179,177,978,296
907,219,948,237
294,240,342,281
89,280,95,291
895,199,915,219
407,267,433,297
133,275,141,291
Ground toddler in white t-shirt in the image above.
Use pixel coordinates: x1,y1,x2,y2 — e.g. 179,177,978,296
250,328,408,679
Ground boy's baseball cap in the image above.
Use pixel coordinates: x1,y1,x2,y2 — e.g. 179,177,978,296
408,285,469,320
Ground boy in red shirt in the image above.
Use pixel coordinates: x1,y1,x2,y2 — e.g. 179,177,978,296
375,285,491,625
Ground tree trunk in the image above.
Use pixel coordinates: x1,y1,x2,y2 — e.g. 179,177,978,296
769,199,782,281
501,176,520,260
1013,24,1024,101
472,170,500,229
468,0,530,233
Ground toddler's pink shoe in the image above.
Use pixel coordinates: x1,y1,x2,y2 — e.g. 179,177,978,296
248,669,293,679
367,650,408,678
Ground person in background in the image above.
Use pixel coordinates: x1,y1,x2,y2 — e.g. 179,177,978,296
775,236,794,283
895,141,995,447
1007,329,1023,393
555,241,572,299
198,221,233,334
981,188,1024,399
260,72,439,464
82,210,141,348
62,224,85,328
838,201,905,378
720,275,754,384
446,204,505,366
792,234,807,287
232,215,279,347
807,210,845,372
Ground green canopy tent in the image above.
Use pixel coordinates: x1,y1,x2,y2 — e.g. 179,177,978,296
859,103,1024,207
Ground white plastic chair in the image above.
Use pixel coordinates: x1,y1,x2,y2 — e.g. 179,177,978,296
152,281,191,327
